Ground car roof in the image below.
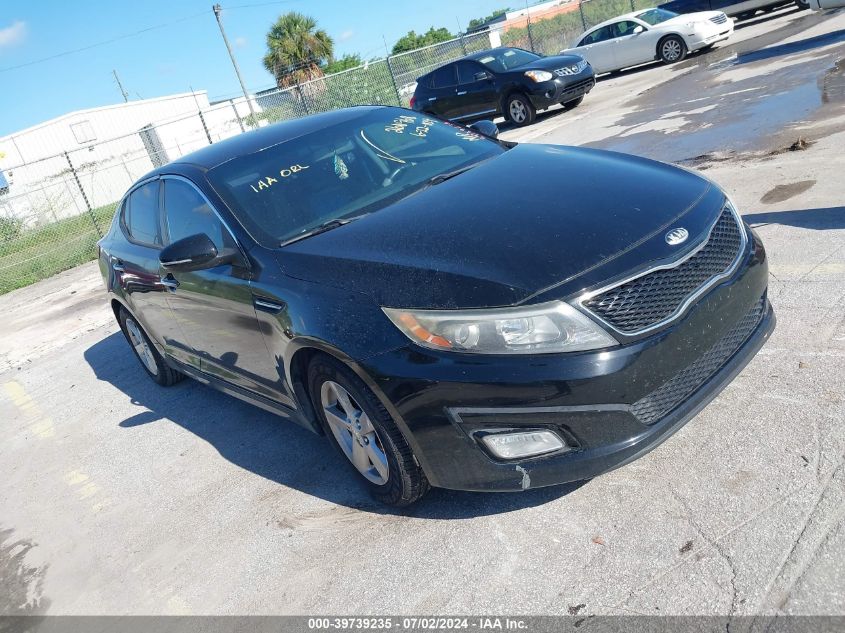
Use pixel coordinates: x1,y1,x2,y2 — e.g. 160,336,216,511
418,47,528,81
142,105,387,179
464,48,509,61
583,7,657,33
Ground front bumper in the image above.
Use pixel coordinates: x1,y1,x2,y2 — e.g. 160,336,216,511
687,24,734,50
361,229,773,491
528,72,596,110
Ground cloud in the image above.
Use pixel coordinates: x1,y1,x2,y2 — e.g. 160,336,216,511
234,36,247,48
0,20,26,49
338,29,354,42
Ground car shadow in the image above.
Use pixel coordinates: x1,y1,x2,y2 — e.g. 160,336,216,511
744,206,845,230
733,5,803,30
84,332,584,519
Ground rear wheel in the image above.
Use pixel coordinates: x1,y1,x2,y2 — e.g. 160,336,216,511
658,35,688,64
118,307,183,386
506,93,536,126
795,0,810,8
308,355,430,506
562,95,584,110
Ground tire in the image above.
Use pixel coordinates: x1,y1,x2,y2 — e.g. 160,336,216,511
118,307,184,386
308,354,430,506
505,93,536,126
795,0,810,8
658,35,688,64
562,95,584,110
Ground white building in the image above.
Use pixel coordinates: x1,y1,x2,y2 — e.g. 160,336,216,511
0,91,254,225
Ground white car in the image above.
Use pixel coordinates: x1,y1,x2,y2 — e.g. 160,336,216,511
562,7,734,74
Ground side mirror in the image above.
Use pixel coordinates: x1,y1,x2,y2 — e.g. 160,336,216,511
468,120,499,139
474,71,492,82
159,233,234,272
633,25,644,34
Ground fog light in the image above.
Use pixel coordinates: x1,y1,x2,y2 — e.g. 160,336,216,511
480,430,565,459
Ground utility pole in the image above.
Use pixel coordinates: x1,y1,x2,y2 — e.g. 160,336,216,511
212,4,257,123
113,69,129,103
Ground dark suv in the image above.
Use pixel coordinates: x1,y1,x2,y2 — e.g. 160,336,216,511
410,47,596,126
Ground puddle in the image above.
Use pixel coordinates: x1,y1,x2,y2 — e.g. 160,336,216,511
586,16,845,162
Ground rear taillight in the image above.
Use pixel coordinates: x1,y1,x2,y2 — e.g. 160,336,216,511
410,96,416,109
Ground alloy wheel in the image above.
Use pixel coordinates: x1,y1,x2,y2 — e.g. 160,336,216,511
662,39,682,62
320,380,389,484
509,99,527,123
125,317,158,376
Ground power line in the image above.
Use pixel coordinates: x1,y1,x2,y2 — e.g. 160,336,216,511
0,10,209,74
226,0,304,8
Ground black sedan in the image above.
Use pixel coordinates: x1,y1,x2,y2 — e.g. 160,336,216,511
99,106,774,506
410,47,595,126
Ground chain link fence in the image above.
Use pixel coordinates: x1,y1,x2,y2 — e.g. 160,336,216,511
0,0,653,295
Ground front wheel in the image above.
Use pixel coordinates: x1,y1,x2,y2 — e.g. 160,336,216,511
506,93,536,126
562,95,584,110
659,35,688,64
795,0,810,8
309,355,430,506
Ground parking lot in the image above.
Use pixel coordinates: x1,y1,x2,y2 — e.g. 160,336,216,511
1,6,844,617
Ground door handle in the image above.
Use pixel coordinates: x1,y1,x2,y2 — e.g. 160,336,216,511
253,296,285,314
112,260,125,272
160,275,180,292
428,97,437,101
457,91,467,96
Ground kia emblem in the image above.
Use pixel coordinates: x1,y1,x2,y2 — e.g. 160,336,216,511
665,227,689,246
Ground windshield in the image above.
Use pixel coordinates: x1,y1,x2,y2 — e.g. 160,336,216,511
207,108,505,246
476,48,541,72
635,8,678,24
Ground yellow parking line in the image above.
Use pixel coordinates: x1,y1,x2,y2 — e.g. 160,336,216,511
3,381,55,438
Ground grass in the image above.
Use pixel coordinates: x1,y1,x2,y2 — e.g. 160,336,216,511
0,203,117,295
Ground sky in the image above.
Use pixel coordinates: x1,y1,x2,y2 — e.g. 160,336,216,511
0,0,515,136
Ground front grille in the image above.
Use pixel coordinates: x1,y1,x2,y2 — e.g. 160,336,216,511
631,296,766,426
583,206,744,334
710,13,728,24
561,77,595,95
555,60,589,76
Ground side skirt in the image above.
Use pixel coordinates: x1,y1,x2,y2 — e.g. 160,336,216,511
164,356,322,435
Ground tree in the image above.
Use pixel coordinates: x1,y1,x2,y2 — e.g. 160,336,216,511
262,12,334,88
391,27,454,55
467,8,509,31
324,53,363,75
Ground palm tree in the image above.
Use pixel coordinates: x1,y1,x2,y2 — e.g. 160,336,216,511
262,12,334,89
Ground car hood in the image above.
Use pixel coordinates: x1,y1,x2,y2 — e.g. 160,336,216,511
517,54,586,72
275,144,717,309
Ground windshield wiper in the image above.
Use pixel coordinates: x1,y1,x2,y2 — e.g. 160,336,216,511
427,164,480,186
280,217,360,247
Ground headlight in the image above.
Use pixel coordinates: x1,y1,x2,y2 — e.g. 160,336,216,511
382,301,617,354
524,70,554,83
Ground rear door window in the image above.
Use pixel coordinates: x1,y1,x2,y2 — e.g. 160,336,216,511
430,64,457,89
124,181,162,246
